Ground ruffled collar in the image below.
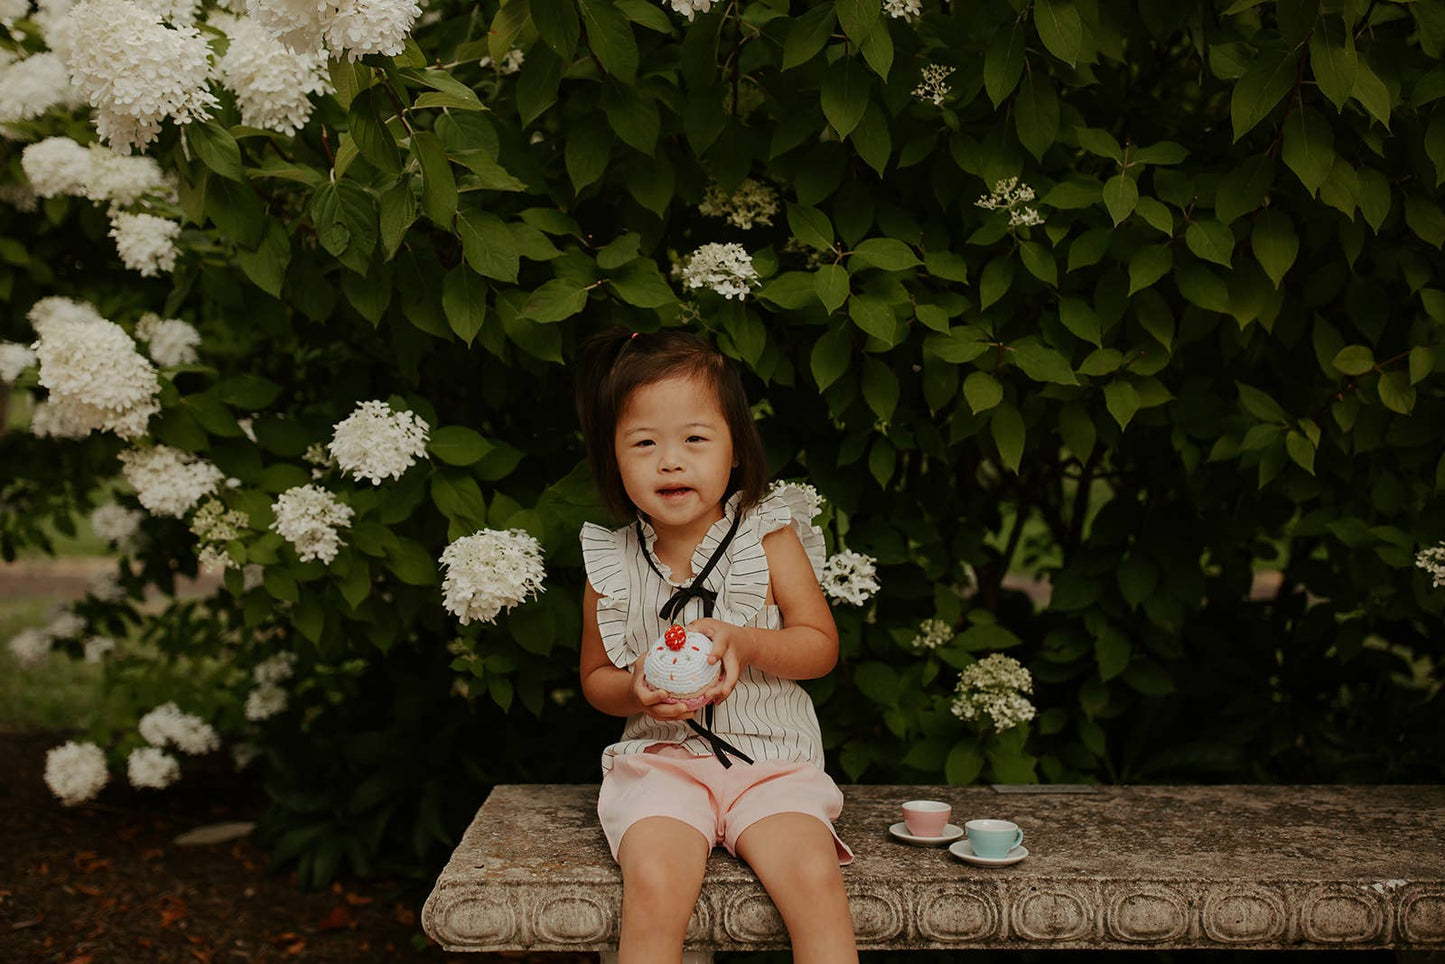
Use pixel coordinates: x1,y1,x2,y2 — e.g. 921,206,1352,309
636,490,744,587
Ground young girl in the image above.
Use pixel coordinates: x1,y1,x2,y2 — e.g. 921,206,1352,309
573,328,859,964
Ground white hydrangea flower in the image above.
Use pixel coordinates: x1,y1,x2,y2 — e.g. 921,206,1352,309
217,14,329,135
663,0,710,19
45,609,86,639
0,52,77,124
252,650,296,685
33,309,160,438
883,0,920,20
1416,543,1445,588
327,399,430,486
83,146,167,206
84,635,117,662
478,48,523,74
131,0,200,22
820,549,880,606
698,178,779,231
7,627,52,667
679,242,758,300
86,570,126,603
118,445,225,518
190,498,248,541
303,440,335,478
237,416,256,442
231,741,260,771
766,479,825,522
90,502,144,547
245,681,287,720
0,342,36,383
0,182,39,212
910,617,953,652
138,701,220,755
44,741,110,806
0,0,30,24
27,295,106,338
269,483,353,563
29,400,93,438
65,0,219,152
20,137,92,198
134,313,200,366
126,745,180,789
109,211,181,276
951,653,1036,732
33,0,79,61
246,0,419,60
912,63,953,107
241,562,265,590
975,176,1044,228
439,528,546,626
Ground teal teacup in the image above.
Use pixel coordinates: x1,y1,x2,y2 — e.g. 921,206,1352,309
965,819,1023,858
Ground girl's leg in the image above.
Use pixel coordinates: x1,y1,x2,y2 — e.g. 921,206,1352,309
616,815,711,964
733,812,859,964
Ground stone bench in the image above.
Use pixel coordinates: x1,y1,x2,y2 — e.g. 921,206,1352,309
422,783,1445,956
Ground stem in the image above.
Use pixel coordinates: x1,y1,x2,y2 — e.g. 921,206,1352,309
379,76,416,137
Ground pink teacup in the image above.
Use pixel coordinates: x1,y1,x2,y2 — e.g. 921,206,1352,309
901,800,951,837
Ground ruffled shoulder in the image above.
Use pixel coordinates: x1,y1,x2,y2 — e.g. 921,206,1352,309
579,521,633,668
752,484,827,582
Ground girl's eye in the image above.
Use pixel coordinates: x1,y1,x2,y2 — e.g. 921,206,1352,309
688,436,705,443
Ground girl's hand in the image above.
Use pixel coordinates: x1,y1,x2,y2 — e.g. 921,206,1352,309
687,617,752,705
630,655,698,722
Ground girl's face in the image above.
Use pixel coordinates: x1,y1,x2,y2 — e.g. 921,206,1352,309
614,374,736,529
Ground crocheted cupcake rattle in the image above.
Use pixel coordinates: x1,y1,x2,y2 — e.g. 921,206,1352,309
643,624,721,710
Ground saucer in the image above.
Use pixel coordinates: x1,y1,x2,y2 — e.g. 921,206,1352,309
949,840,1028,866
888,822,965,846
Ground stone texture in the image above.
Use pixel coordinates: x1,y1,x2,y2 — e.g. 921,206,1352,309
422,783,1445,952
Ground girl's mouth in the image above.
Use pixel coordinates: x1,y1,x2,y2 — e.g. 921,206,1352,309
658,487,692,499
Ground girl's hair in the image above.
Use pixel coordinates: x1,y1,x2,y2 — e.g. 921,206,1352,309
574,327,768,525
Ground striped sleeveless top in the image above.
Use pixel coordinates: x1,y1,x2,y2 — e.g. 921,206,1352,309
579,486,829,775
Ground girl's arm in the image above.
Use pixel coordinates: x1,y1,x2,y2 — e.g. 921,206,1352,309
694,526,839,700
579,580,701,722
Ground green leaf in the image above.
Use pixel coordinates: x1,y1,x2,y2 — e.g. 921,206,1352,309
788,203,835,252
530,0,580,62
1103,174,1138,226
348,88,402,176
442,265,487,345
429,426,493,466
814,264,850,313
859,16,893,80
1094,625,1131,680
1378,371,1416,414
577,0,638,83
1078,348,1123,376
1076,126,1122,161
1122,660,1175,696
1058,296,1102,347
1216,155,1274,224
1332,344,1375,376
410,131,457,227
378,180,417,260
835,0,879,48
1185,219,1235,267
188,121,245,182
963,371,1003,413
1104,380,1140,429
1067,228,1111,272
456,209,519,283
1128,243,1173,295
1352,58,1391,128
523,277,590,322
924,250,969,282
1011,341,1078,385
1058,402,1095,462
782,3,835,70
1309,29,1357,111
609,259,676,308
1018,241,1057,286
1133,196,1174,235
853,661,899,706
852,238,919,271
979,256,1013,310
984,23,1026,107
1174,261,1230,314
1427,115,1445,188
1406,195,1445,248
1231,49,1299,141
564,114,613,194
1034,0,1082,66
861,357,899,422
1236,382,1288,421
1410,345,1434,385
1251,210,1298,288
1286,429,1316,474
851,101,891,176
1015,71,1059,160
1281,107,1334,196
848,294,895,341
990,402,1025,472
945,741,984,785
235,220,290,298
811,325,851,390
821,57,870,138
387,537,440,586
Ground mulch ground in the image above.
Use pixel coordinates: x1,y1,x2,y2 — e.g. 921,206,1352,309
0,729,597,964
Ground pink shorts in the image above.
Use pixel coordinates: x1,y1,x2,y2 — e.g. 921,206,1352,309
598,745,854,864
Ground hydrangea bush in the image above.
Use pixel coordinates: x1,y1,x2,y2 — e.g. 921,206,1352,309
3,0,1444,887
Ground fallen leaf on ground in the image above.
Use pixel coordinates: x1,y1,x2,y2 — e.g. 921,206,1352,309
140,848,165,862
393,903,415,926
157,894,188,927
74,884,103,897
344,891,374,906
318,904,355,931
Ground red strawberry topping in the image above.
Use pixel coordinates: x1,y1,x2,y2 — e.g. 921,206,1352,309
664,624,686,651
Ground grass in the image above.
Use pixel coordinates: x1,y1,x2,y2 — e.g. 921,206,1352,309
0,596,107,733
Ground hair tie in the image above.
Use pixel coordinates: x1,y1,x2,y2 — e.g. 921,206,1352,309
630,331,640,340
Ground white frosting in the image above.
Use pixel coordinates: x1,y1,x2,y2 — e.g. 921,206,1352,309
643,628,721,695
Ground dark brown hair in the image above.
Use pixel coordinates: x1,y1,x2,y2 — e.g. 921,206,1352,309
574,327,768,526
